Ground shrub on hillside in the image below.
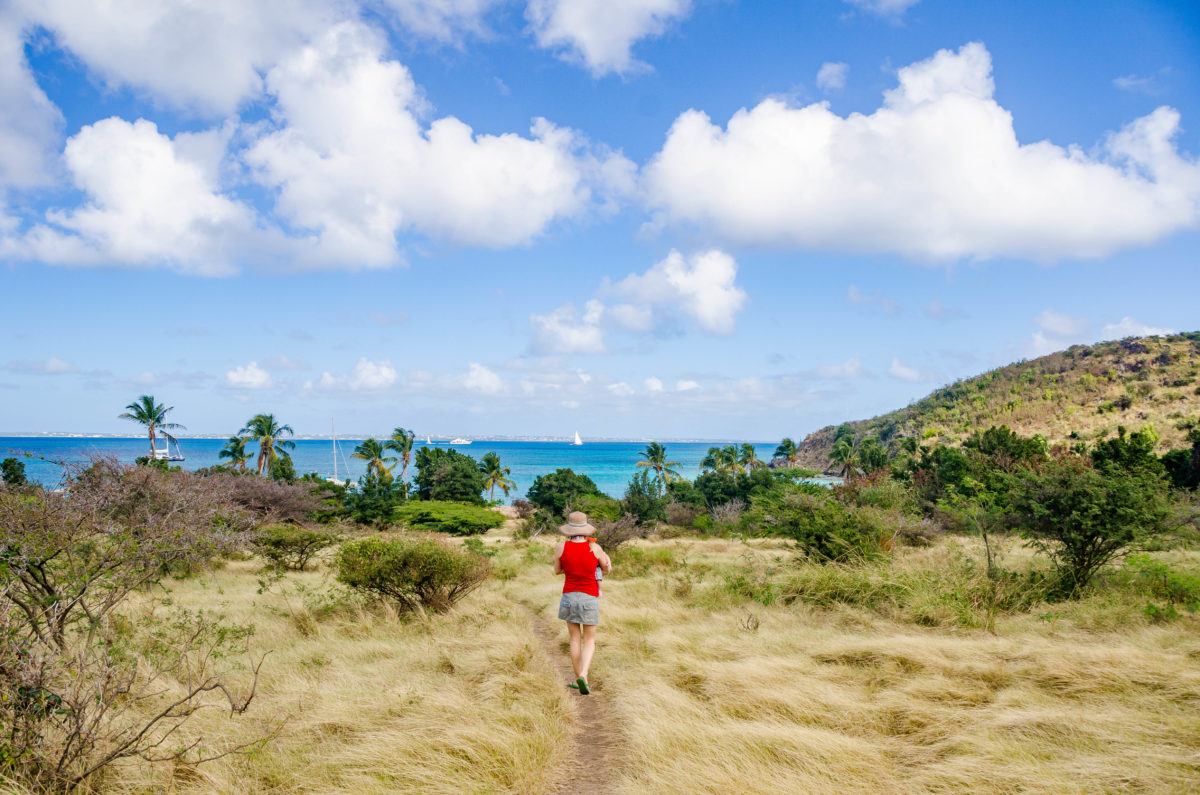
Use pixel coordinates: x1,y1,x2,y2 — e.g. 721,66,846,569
335,535,491,614
253,524,341,570
393,501,499,536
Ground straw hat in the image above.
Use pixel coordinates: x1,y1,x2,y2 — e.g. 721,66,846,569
558,511,597,537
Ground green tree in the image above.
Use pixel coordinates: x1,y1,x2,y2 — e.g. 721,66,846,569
269,454,297,484
1161,429,1200,490
345,472,405,527
701,445,738,474
774,437,799,466
414,447,486,504
352,437,397,479
636,442,682,485
218,436,252,471
1,457,27,486
526,468,603,516
624,469,667,524
829,436,857,480
118,395,185,459
240,413,296,476
1091,425,1164,476
738,443,765,472
856,438,888,473
480,451,516,502
385,427,416,483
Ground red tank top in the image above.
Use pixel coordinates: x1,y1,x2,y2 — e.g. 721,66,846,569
560,540,600,597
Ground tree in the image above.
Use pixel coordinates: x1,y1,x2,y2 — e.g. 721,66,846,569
774,438,799,466
701,445,738,474
1,457,27,486
738,443,765,472
856,438,888,473
385,427,416,483
624,469,667,524
526,468,603,516
1091,425,1164,476
413,447,485,504
218,436,252,471
829,436,857,480
636,442,682,485
480,451,515,501
240,413,296,476
118,395,185,459
1162,430,1200,490
268,454,297,484
352,437,397,479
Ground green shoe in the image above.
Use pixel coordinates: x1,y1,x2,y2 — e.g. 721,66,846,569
567,682,579,690
576,677,590,695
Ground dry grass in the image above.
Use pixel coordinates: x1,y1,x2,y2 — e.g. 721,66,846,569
60,525,1200,794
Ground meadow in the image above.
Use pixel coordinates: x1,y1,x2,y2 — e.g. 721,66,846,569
30,518,1198,795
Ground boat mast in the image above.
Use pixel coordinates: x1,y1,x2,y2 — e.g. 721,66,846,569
332,418,338,482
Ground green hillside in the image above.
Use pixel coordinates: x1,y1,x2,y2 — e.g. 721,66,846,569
794,332,1200,471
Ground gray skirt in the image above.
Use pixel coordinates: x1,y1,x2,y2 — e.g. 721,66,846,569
558,591,600,625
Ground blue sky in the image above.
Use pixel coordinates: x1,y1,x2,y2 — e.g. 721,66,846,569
1,0,1197,439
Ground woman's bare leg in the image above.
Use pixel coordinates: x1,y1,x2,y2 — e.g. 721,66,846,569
567,622,582,676
579,625,597,679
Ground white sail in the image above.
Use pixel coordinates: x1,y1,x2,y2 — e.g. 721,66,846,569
573,431,583,446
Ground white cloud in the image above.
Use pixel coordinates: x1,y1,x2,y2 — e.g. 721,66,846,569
608,303,654,332
612,249,747,334
888,357,923,383
1031,309,1091,355
818,357,864,379
377,0,500,42
7,357,76,375
645,42,1200,261
225,361,273,389
1100,317,1175,340
847,284,901,315
608,381,635,396
11,118,253,275
313,357,398,391
843,0,920,16
530,302,607,354
643,376,664,392
816,61,848,93
1113,68,1169,96
246,22,632,267
17,0,343,115
462,362,504,394
675,379,699,392
0,14,62,190
526,0,692,76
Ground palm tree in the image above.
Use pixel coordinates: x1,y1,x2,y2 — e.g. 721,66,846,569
738,443,765,472
385,427,416,483
480,452,515,502
119,395,185,458
701,445,739,474
830,436,857,481
636,442,682,485
774,437,799,467
240,413,296,476
352,437,397,479
218,436,252,470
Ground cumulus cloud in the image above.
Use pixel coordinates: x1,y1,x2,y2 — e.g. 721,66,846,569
816,61,848,93
0,15,62,190
526,0,692,76
377,0,500,42
612,249,747,334
10,118,254,275
314,357,398,391
1030,309,1091,355
530,301,608,354
818,358,865,379
643,376,664,392
246,22,633,267
462,362,504,394
1100,317,1175,340
888,357,924,383
17,0,342,115
675,379,699,391
847,285,900,315
7,357,76,375
225,361,273,389
608,381,634,396
644,42,1200,261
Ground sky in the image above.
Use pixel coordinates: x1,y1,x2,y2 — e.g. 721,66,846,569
0,0,1198,440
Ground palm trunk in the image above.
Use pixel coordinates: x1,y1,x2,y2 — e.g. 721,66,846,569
148,425,156,459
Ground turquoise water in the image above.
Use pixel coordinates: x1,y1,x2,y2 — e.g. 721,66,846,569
0,437,821,499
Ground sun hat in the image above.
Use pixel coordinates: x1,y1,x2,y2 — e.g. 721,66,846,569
558,511,597,537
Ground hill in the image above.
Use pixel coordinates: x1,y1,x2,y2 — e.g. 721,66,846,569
795,332,1200,471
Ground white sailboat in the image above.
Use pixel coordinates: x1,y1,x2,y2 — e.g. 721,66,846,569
328,420,348,486
426,434,433,445
152,433,185,461
572,431,583,446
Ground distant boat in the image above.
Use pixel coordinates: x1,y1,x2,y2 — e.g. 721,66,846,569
450,437,471,445
572,431,583,446
328,419,347,486
152,433,185,461
426,434,433,445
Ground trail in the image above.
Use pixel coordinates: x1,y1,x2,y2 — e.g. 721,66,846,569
529,610,621,795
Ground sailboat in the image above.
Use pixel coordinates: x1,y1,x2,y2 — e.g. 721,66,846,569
328,420,348,486
572,431,583,446
426,434,433,445
152,433,185,461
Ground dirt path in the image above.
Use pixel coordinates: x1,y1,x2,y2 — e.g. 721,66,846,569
529,610,621,795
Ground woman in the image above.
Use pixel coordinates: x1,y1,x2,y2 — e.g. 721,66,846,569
554,511,612,695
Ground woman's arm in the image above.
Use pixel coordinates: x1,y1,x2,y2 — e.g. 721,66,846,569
553,540,566,574
591,542,612,574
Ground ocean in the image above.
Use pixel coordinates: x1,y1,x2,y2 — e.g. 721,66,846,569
0,437,832,500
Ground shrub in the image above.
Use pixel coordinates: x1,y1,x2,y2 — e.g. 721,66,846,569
573,493,624,522
335,535,491,614
253,524,340,570
511,499,536,519
1127,554,1200,615
1,457,27,486
200,469,332,525
413,447,485,504
526,468,604,515
751,491,890,562
664,501,703,527
393,501,499,536
593,514,644,551
623,470,667,524
269,454,297,483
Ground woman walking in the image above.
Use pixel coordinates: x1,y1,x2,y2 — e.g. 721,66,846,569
554,511,612,695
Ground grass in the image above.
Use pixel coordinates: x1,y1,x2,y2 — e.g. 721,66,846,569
67,523,1200,793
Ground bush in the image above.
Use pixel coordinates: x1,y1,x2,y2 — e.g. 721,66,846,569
1,457,27,486
511,499,536,519
413,447,485,503
268,454,297,483
665,501,703,527
393,501,500,536
335,535,491,614
623,470,667,524
252,524,340,570
344,472,407,528
526,468,604,515
199,469,333,525
573,493,624,522
593,514,644,551
750,491,890,562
